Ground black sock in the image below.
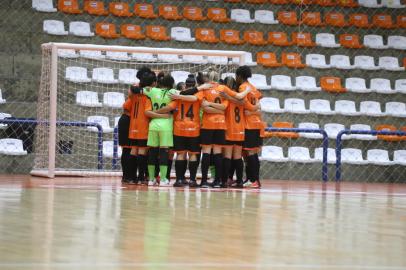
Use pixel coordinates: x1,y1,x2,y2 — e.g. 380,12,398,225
201,153,210,182
246,155,258,182
167,159,173,180
137,154,148,182
175,160,187,181
129,154,138,181
213,153,223,182
244,159,251,182
253,154,260,183
234,158,244,183
188,160,199,182
121,148,131,180
222,158,231,183
229,160,236,180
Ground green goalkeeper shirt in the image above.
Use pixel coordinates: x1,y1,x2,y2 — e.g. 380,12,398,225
144,87,178,131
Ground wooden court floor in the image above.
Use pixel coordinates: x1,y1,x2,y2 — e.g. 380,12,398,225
0,175,405,270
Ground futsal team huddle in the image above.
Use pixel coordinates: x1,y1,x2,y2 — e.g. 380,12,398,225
118,65,265,188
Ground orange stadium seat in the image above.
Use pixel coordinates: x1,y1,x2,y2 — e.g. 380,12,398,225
349,13,370,28
208,8,230,23
372,14,395,29
225,0,241,2
247,0,268,3
220,29,244,45
134,3,157,19
277,11,298,25
244,30,267,45
292,32,315,47
401,126,406,140
195,28,219,43
403,58,406,69
281,52,306,68
376,125,402,142
325,12,347,27
320,77,346,93
183,7,206,21
269,122,299,139
84,1,108,15
270,0,290,4
146,25,170,41
339,34,363,49
397,15,406,28
58,0,82,14
121,24,145,40
257,52,282,68
109,2,132,17
301,12,324,26
316,0,336,6
159,5,182,20
268,32,292,46
338,0,358,6
291,0,314,4
95,22,119,38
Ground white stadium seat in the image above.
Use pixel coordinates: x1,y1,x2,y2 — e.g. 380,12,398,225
363,35,388,49
231,9,255,23
324,123,345,139
254,10,279,24
58,49,78,58
157,54,181,63
388,36,406,50
92,68,118,84
43,20,68,35
260,146,288,162
114,116,120,127
284,98,308,114
118,69,139,85
370,78,395,94
288,147,315,163
316,33,340,48
0,139,27,156
0,89,6,104
385,102,406,117
76,91,102,107
382,0,405,8
295,76,321,92
103,141,122,158
171,71,190,84
260,97,284,113
131,53,157,62
349,124,377,141
330,55,354,70
183,55,208,64
394,150,406,166
87,116,113,133
345,77,371,93
69,21,94,37
171,27,195,42
79,50,105,60
310,99,334,115
359,0,383,7
298,122,323,139
248,74,271,90
207,56,228,65
334,100,360,116
103,92,125,108
33,0,57,12
0,112,11,129
221,73,236,80
306,54,329,69
341,148,368,165
314,148,337,164
367,149,393,166
378,57,404,71
65,67,91,83
354,55,379,70
360,101,384,117
395,79,406,94
270,75,296,91
232,52,257,66
106,51,130,61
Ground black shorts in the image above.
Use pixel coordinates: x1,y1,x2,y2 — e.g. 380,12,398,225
243,129,263,150
225,140,244,147
200,129,226,146
130,139,148,148
118,114,130,147
174,135,200,153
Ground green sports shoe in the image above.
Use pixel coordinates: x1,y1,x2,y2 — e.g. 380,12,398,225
159,178,171,187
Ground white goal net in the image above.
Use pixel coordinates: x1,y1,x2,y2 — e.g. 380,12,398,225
31,43,246,178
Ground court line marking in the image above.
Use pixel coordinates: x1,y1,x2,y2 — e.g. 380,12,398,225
0,262,405,269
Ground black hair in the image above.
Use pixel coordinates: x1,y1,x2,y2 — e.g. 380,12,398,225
156,71,166,88
185,74,196,88
159,74,175,89
176,82,186,91
223,76,237,92
196,72,206,85
139,71,156,88
235,66,252,81
136,66,152,80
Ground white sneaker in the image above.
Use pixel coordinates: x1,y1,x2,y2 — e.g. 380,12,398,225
159,178,171,187
148,180,157,186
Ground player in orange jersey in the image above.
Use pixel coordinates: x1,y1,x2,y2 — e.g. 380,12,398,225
118,97,133,183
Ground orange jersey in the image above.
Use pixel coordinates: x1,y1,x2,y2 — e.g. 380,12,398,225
201,84,229,130
223,86,245,141
128,94,151,140
240,82,263,130
169,92,204,137
122,98,132,116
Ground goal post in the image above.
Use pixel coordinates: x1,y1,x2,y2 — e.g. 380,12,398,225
31,42,247,178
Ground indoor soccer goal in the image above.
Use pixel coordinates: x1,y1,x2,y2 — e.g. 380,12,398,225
31,42,247,178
